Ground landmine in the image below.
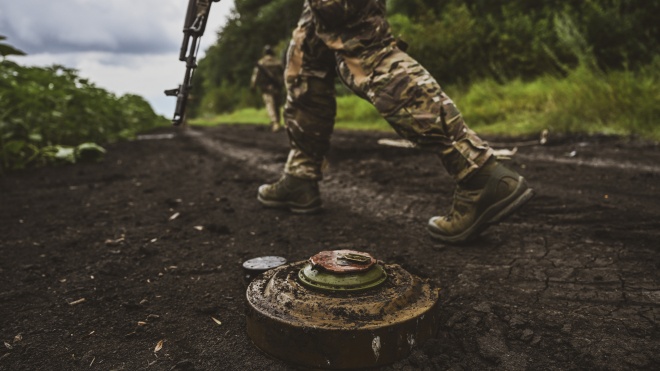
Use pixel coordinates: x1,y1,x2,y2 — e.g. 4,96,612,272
245,250,440,369
242,255,287,284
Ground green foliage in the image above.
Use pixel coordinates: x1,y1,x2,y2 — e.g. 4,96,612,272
0,35,26,58
334,96,387,130
192,94,390,131
0,37,167,173
192,107,270,126
38,143,106,165
75,142,107,163
201,56,660,141
455,57,660,140
189,0,303,116
190,0,660,140
193,0,660,109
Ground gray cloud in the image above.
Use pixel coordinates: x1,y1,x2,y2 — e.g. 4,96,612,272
0,0,186,55
0,0,233,116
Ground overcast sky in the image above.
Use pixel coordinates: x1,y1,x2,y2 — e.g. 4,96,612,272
0,0,235,117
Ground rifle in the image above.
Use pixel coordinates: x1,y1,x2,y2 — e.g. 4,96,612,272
165,0,221,126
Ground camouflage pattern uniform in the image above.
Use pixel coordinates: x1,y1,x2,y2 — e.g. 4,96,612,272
283,0,493,181
251,51,285,131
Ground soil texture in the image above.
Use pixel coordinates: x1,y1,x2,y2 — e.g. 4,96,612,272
1,124,659,370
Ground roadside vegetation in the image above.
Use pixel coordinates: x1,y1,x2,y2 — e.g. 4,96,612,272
0,36,167,174
196,61,660,141
191,0,660,141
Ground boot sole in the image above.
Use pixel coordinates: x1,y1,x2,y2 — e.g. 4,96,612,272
428,177,535,244
257,194,323,215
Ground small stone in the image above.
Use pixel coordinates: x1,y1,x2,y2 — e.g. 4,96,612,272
473,302,492,313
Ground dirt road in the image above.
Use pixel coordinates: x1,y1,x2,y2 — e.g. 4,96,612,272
1,124,658,370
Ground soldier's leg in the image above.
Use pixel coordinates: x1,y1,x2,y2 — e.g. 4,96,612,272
257,6,337,213
337,46,490,180
282,17,337,181
274,92,283,128
262,93,281,132
337,46,533,242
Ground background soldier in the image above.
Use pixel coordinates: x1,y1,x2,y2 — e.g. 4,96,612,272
257,0,534,243
250,45,285,132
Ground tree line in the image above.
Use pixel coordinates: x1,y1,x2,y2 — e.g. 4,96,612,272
189,0,659,116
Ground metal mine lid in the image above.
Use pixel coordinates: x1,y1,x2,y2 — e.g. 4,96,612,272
309,250,376,273
242,256,287,273
299,250,387,292
245,250,441,370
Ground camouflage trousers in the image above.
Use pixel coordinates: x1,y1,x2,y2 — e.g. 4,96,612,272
283,2,492,181
261,92,281,127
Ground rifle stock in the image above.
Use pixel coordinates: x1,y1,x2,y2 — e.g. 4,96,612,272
165,0,220,126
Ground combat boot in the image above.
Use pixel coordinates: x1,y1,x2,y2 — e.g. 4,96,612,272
258,174,322,214
428,158,534,243
271,122,282,132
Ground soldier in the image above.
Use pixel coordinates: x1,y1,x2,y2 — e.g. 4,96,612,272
250,45,285,132
257,0,534,243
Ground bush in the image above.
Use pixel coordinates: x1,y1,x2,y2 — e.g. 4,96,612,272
0,41,167,173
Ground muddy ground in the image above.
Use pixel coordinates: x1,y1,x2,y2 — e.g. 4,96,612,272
1,124,658,371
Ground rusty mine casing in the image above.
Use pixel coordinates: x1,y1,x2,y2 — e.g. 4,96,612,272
245,250,441,369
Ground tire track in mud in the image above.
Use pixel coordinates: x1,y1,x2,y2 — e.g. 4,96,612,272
183,129,283,174
375,137,660,173
516,152,660,173
150,129,660,241
183,129,433,223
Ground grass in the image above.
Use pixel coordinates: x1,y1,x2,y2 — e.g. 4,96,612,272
192,107,271,126
192,61,660,141
192,95,390,131
456,63,660,140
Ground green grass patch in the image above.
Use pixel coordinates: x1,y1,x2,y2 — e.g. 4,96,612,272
191,95,391,131
334,95,390,131
194,60,660,141
192,107,270,126
457,60,660,140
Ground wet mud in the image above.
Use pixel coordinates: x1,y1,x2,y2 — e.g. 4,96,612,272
1,124,658,370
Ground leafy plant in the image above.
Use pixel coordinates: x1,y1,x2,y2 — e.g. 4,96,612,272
0,36,167,174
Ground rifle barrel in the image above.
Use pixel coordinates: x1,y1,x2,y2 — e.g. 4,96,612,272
167,0,216,126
